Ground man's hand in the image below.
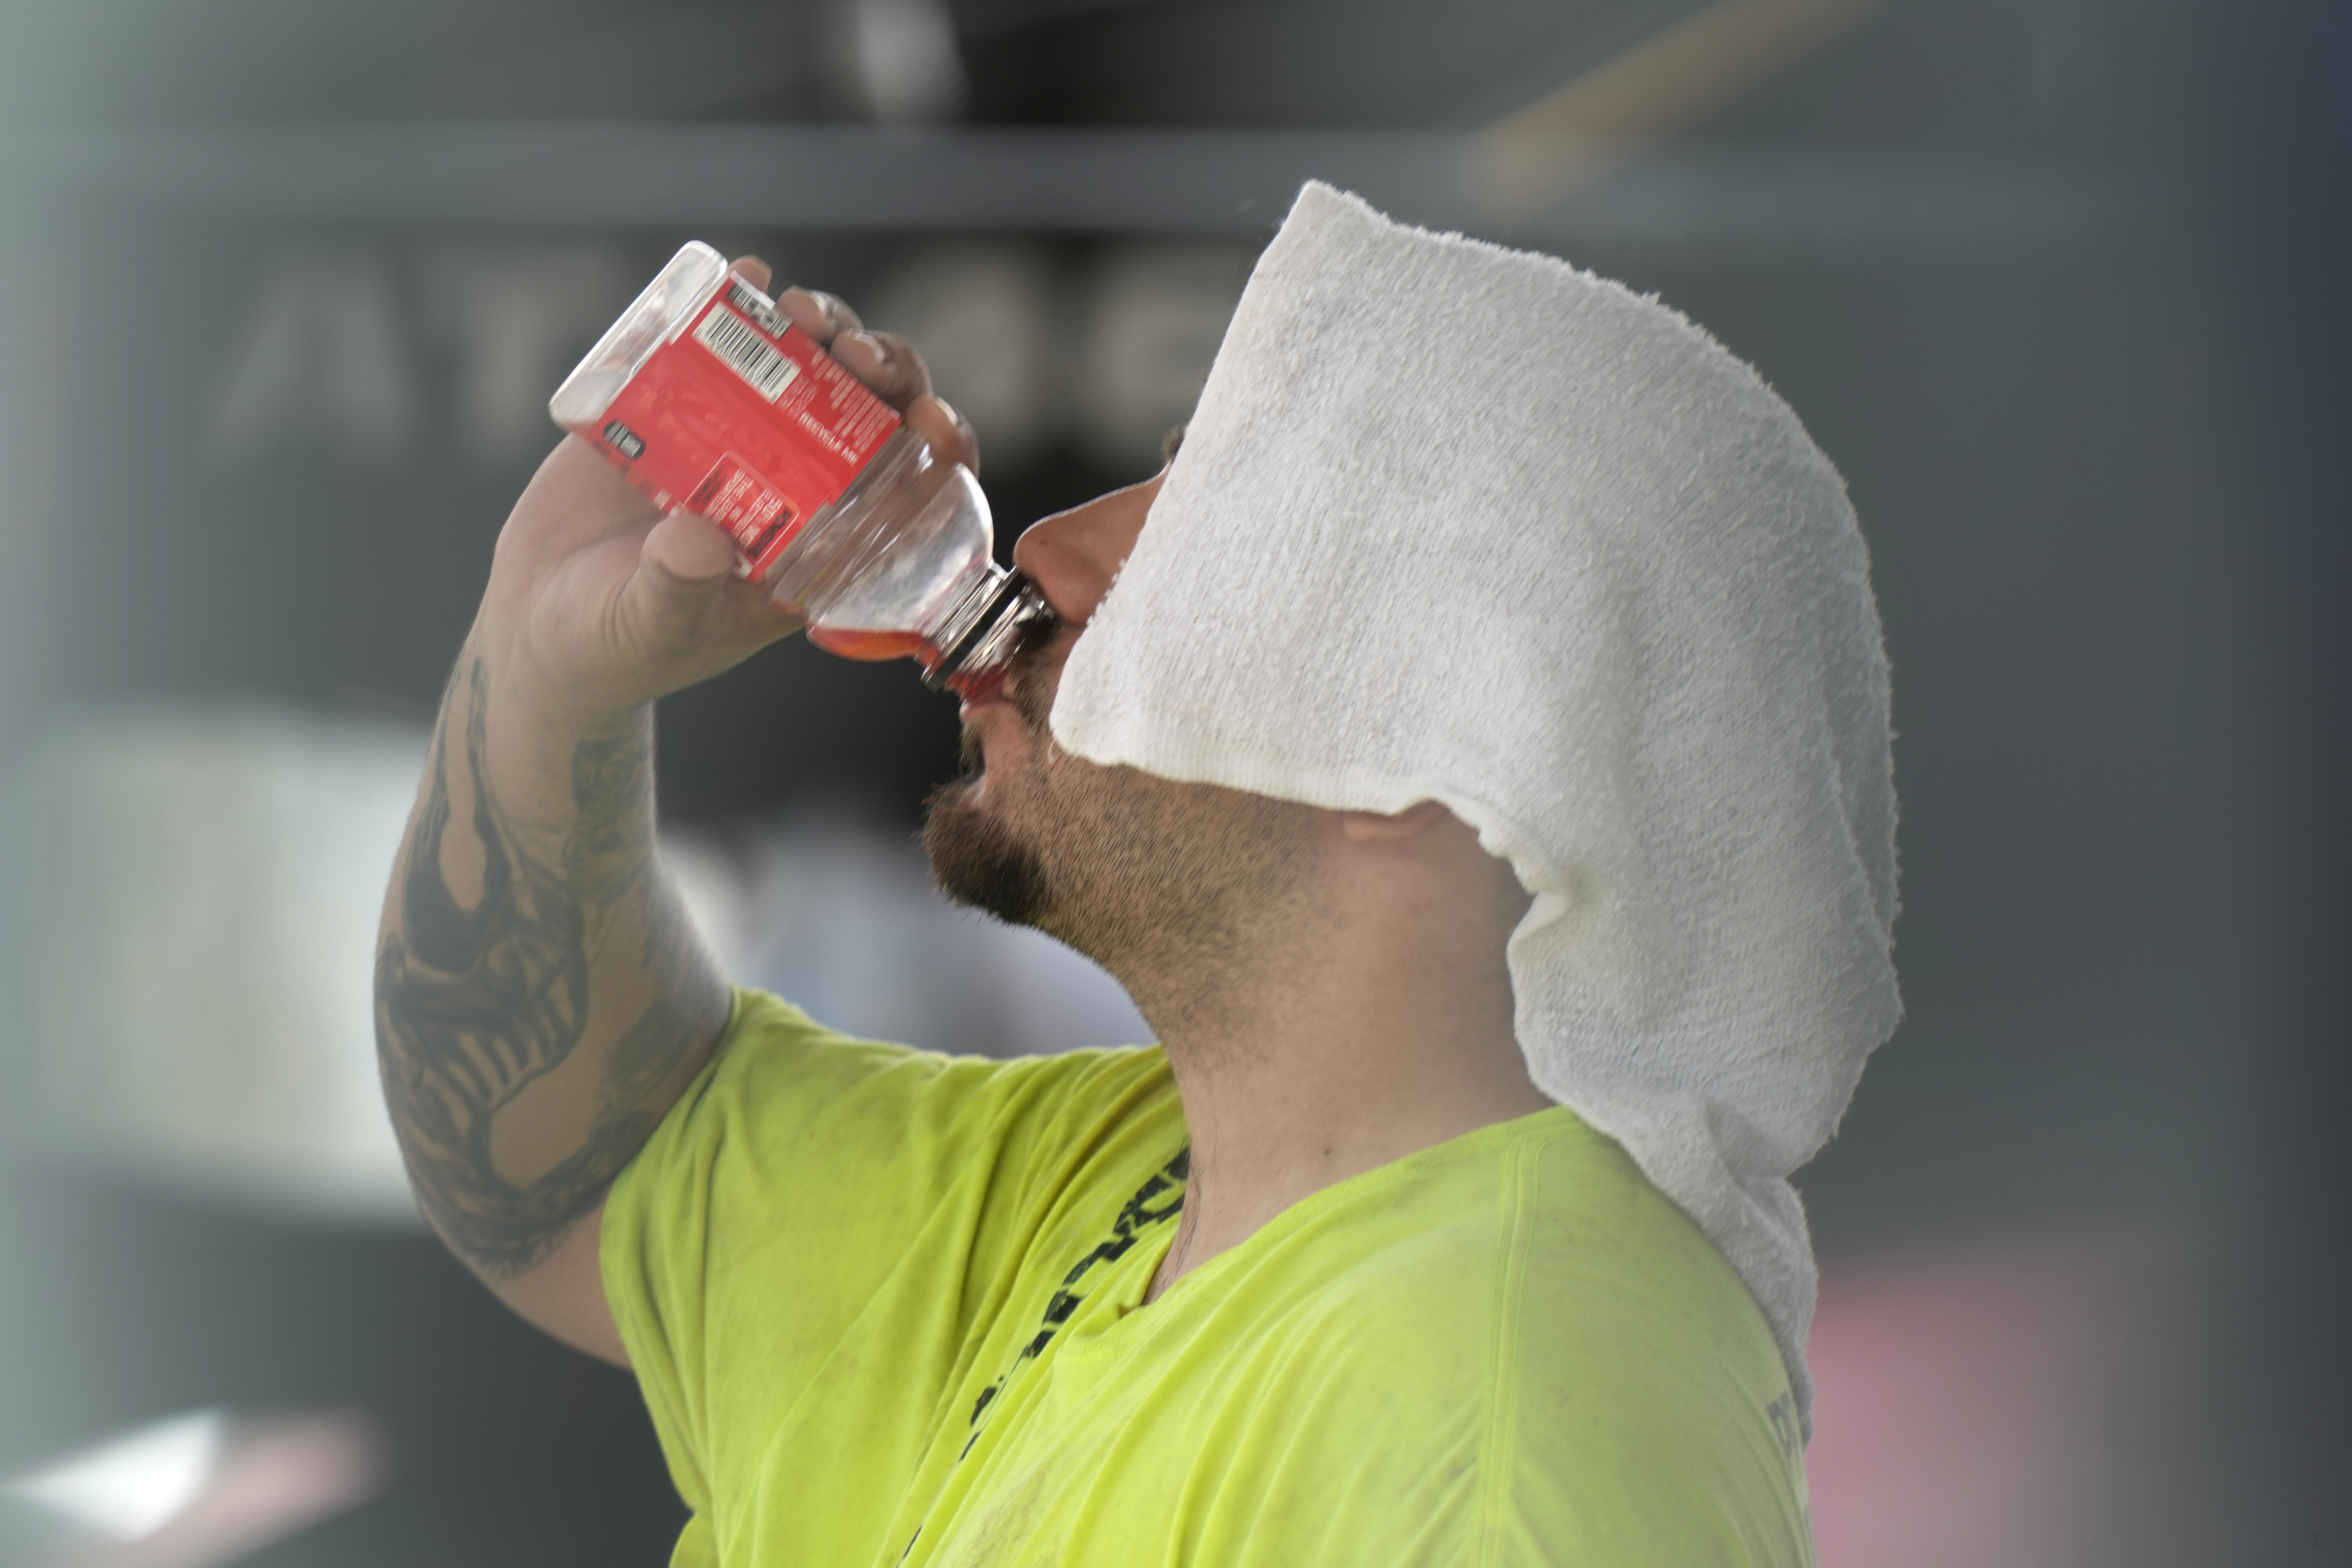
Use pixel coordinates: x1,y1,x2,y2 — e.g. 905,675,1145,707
477,256,982,723
376,256,977,1356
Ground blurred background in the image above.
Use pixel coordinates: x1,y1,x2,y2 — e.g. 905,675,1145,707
0,0,2344,1563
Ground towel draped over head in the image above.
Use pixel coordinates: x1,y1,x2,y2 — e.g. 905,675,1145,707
1049,181,1900,1426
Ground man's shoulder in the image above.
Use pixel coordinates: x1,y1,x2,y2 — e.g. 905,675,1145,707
1237,1109,1787,1415
700,988,1178,1148
1244,1112,1808,1552
1157,1112,1809,1563
1264,1108,1711,1303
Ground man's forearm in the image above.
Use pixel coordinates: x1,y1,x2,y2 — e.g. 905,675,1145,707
374,644,730,1280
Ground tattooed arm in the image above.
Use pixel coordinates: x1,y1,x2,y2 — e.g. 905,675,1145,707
374,254,978,1360
374,652,727,1361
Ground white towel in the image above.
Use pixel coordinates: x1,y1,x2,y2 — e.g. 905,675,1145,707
1051,181,1900,1426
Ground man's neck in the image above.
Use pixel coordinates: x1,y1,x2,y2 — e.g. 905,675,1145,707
1128,844,1550,1304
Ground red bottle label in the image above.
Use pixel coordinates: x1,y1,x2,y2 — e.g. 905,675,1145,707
573,281,903,580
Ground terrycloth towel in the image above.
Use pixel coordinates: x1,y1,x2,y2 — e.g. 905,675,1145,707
1051,181,1900,1426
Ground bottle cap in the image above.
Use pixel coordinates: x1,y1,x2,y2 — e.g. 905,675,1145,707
927,567,1047,690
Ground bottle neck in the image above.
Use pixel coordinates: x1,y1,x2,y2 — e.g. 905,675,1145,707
925,567,1047,692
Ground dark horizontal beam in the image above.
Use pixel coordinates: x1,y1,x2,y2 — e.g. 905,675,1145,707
3,122,2158,251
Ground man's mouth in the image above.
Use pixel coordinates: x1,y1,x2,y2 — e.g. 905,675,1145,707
992,606,1067,725
956,672,1011,717
952,606,1067,782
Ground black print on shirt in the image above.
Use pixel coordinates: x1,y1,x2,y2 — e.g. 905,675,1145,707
962,1148,1191,1439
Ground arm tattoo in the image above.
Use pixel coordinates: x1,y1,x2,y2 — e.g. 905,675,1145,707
374,658,717,1277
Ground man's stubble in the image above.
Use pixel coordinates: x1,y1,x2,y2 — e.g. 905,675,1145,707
923,637,1323,1047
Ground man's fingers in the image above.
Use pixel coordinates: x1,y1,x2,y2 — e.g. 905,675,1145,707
903,394,979,475
832,329,933,407
729,255,773,293
766,287,931,410
724,278,967,464
776,286,861,345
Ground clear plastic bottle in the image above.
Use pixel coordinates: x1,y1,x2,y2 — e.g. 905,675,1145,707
549,241,1043,694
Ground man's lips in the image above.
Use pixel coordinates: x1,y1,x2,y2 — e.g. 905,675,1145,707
950,694,1027,808
955,685,1023,762
957,683,1014,723
953,608,1063,720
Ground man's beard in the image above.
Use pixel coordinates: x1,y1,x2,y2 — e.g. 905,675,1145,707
922,612,1062,930
923,746,1051,929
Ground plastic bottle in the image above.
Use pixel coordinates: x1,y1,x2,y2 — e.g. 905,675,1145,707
548,241,1043,694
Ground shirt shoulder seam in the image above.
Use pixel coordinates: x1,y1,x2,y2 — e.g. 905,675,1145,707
1470,1130,1540,1566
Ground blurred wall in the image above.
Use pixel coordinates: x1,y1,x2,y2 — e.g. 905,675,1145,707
0,1,2345,1563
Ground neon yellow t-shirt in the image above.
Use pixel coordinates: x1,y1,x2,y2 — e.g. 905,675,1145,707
602,990,1814,1566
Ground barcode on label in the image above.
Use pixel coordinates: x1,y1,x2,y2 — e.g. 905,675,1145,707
694,306,801,401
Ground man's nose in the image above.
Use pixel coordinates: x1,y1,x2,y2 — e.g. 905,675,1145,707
1011,473,1160,626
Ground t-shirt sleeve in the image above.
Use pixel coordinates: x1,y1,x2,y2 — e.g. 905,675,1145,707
599,988,1174,1537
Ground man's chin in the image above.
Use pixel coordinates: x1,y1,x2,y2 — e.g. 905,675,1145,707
922,776,1050,929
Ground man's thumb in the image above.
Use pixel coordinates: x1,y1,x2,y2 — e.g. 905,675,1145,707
630,510,740,632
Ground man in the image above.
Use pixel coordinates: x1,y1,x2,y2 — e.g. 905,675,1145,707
376,184,1896,1565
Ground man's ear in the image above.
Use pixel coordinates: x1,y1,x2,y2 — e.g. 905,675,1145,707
1337,799,1451,842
